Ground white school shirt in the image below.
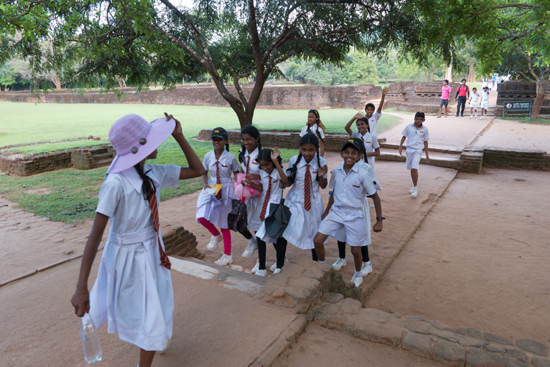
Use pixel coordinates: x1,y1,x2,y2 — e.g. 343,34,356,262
329,163,376,218
481,91,490,102
300,124,325,139
401,123,430,151
202,150,240,182
471,92,480,103
285,155,328,203
258,168,283,213
366,111,382,136
241,147,260,175
350,131,380,166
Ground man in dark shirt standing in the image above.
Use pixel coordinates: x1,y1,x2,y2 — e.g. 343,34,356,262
455,79,470,117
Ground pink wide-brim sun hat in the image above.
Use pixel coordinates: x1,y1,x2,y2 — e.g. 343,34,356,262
106,114,175,174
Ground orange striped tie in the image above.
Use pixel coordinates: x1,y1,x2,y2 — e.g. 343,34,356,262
215,161,222,200
260,176,272,221
147,179,171,270
304,164,311,211
361,136,364,144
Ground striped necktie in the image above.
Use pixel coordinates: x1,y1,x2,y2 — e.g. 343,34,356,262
259,176,272,221
246,156,250,174
147,179,171,270
215,161,222,200
304,164,311,211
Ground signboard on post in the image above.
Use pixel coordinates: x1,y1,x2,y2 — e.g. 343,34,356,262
503,102,531,117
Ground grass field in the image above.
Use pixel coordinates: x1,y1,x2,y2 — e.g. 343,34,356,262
501,116,550,125
0,102,402,223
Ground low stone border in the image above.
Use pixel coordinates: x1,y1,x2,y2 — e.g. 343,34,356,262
163,225,204,260
313,296,550,367
197,129,386,152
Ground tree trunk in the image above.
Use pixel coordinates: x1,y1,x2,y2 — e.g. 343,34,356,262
117,79,124,88
445,64,452,82
467,62,476,82
531,79,545,118
54,73,62,90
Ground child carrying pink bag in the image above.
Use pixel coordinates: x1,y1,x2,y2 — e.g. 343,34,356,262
233,173,262,201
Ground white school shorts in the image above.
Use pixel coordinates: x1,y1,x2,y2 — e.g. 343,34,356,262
406,149,422,170
318,211,368,247
471,102,478,109
480,101,489,110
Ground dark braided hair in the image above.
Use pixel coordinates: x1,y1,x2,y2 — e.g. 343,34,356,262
352,137,368,163
238,125,262,164
356,117,370,133
256,148,282,166
134,163,156,200
307,109,325,143
287,133,321,184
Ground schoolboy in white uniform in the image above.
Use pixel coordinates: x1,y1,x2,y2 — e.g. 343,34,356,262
399,112,430,198
313,139,384,287
469,87,480,118
480,86,490,119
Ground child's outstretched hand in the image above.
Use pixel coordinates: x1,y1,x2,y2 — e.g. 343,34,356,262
71,288,90,317
354,112,364,120
382,86,389,96
271,147,281,161
318,165,328,177
165,112,183,138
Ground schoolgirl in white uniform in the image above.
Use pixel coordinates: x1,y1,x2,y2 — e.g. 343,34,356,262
71,113,206,367
196,127,241,266
331,138,382,277
469,87,480,118
238,126,263,257
283,133,328,260
480,86,490,119
300,110,326,157
243,148,289,276
313,138,384,288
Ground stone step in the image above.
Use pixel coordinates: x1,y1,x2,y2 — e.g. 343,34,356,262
92,152,114,161
378,151,461,170
95,158,113,166
88,147,109,155
380,143,462,155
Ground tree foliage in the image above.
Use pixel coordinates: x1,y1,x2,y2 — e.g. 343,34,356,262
1,0,427,127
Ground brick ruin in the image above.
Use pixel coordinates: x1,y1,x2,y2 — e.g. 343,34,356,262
496,81,550,115
0,84,382,110
384,81,463,114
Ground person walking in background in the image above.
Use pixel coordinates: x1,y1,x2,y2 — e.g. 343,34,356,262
455,79,470,117
468,87,480,119
399,112,430,198
480,86,490,120
437,80,452,118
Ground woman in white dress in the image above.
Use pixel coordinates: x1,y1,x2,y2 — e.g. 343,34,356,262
283,133,328,260
71,113,206,367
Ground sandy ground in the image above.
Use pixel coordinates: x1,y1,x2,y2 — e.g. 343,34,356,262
380,112,493,151
272,323,444,367
473,118,550,152
366,168,550,343
0,257,297,367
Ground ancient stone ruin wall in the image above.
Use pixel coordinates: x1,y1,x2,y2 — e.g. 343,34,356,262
0,84,382,110
384,81,463,114
162,225,204,260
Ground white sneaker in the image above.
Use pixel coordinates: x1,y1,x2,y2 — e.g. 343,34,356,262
469,115,473,119
361,261,373,277
270,256,288,272
444,115,447,118
215,253,233,266
159,339,171,355
256,269,267,277
251,259,259,274
273,268,282,274
408,187,416,194
206,234,222,250
332,258,347,271
242,237,258,257
351,274,363,287
410,189,418,198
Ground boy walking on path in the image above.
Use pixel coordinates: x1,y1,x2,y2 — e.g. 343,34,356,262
480,86,490,119
399,112,430,198
468,87,480,118
437,80,452,118
455,79,470,117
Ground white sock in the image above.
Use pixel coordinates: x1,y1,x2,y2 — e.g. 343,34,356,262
413,186,417,190
318,260,326,264
354,270,362,277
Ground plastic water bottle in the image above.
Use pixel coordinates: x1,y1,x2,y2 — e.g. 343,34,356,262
80,312,102,364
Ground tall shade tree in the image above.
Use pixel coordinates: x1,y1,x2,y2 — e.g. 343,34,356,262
1,0,426,127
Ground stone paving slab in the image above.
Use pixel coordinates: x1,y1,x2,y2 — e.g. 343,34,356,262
473,118,550,153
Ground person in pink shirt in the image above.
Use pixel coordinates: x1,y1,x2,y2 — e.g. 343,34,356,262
438,80,452,118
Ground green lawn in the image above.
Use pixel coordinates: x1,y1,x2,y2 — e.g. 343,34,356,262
0,101,401,223
0,102,399,153
501,116,550,125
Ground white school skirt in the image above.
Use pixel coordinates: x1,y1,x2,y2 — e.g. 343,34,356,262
282,190,324,250
247,196,262,232
89,226,173,351
196,178,236,229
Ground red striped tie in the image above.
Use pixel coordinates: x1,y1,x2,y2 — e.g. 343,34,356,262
246,156,250,174
304,164,311,211
361,136,364,144
215,161,222,200
260,176,272,221
147,179,171,270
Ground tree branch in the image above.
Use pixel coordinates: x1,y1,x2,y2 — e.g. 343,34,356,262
518,71,535,83
247,0,263,78
7,0,48,24
94,0,127,39
224,60,251,110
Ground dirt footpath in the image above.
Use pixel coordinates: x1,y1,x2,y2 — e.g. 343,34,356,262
366,168,550,343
